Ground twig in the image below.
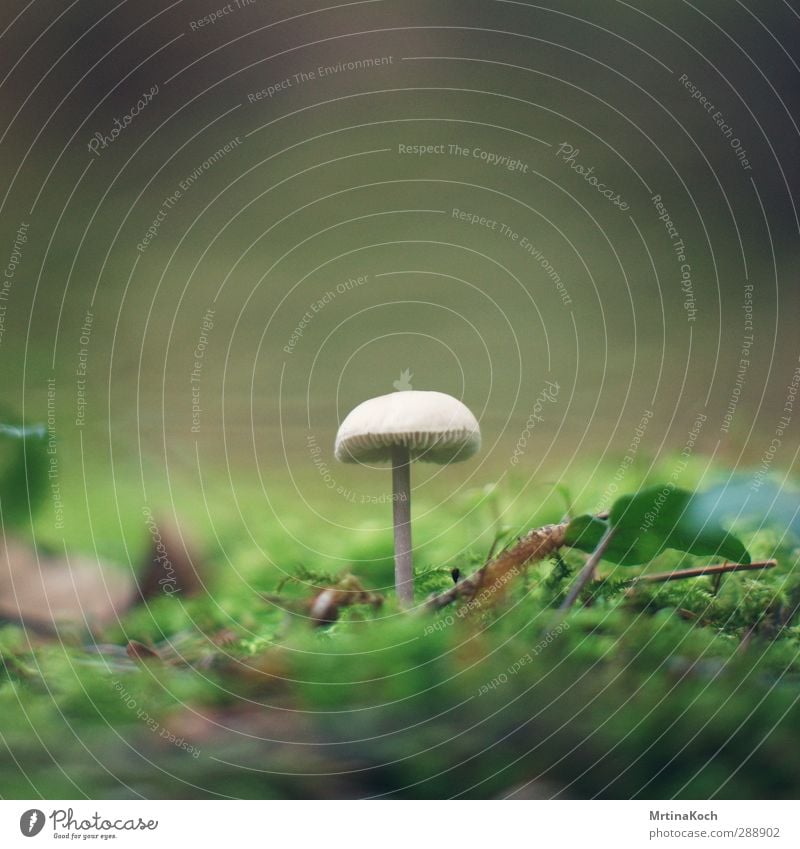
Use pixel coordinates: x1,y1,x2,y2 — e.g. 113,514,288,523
559,528,615,612
426,523,568,612
537,528,615,637
630,560,777,585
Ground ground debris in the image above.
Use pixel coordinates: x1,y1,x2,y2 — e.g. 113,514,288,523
427,523,568,611
307,575,383,626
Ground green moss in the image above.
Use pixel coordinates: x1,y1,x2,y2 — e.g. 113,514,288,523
1,464,800,798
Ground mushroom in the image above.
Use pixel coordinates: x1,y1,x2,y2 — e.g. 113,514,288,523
334,391,481,605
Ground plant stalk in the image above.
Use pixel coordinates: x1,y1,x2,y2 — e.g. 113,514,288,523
558,527,615,612
426,523,568,611
392,445,413,605
631,559,776,585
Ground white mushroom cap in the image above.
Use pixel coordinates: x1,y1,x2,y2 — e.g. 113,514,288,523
335,391,481,464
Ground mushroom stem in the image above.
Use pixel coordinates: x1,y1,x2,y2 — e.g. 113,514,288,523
391,444,413,605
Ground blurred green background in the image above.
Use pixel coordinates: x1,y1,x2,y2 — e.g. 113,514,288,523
1,1,797,556
0,0,799,800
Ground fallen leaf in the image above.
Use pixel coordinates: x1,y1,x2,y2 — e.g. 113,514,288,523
0,537,134,631
0,519,204,633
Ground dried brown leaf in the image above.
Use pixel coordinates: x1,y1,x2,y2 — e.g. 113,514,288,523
0,537,134,631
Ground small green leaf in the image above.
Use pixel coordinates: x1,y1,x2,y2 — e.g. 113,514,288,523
564,514,606,551
565,485,750,566
564,514,659,565
612,486,750,565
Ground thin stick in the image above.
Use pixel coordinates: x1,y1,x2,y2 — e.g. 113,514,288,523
426,523,568,611
558,527,615,612
392,445,413,606
631,560,777,585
